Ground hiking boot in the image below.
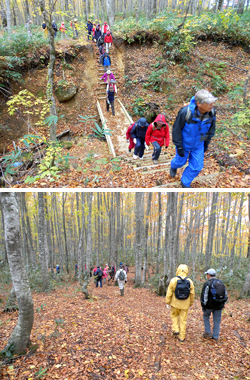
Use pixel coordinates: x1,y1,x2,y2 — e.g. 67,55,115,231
139,156,143,160
173,332,179,336
203,333,212,339
133,154,138,160
170,167,177,177
181,180,190,188
178,338,185,342
153,160,158,165
212,337,218,342
129,149,132,153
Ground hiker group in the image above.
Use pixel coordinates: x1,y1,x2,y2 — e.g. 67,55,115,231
126,89,217,187
93,262,128,296
166,265,228,343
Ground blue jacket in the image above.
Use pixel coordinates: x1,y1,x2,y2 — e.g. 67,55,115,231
130,119,148,140
87,22,93,32
107,90,115,102
172,96,216,151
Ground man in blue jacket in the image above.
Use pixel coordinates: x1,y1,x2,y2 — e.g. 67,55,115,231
170,89,217,188
130,117,149,160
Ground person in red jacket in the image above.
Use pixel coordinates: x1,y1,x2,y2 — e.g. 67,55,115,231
104,30,113,54
145,114,170,164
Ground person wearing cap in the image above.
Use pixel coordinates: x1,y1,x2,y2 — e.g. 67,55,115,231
130,118,149,160
201,268,228,342
106,79,117,116
165,264,195,342
104,30,113,54
145,114,170,164
115,263,127,296
102,21,110,37
170,89,217,188
101,69,116,84
59,21,66,39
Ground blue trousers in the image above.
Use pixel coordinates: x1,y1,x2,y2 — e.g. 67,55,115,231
203,308,222,340
170,144,204,187
152,141,161,160
134,138,145,158
96,278,102,287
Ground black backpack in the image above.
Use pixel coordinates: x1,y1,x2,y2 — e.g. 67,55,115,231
209,279,227,304
118,269,125,281
175,276,190,300
97,269,103,278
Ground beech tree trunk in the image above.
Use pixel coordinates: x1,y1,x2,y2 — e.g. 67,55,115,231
0,193,34,355
204,192,219,271
39,0,57,141
38,193,49,291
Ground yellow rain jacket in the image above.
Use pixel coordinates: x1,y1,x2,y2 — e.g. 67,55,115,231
165,264,195,309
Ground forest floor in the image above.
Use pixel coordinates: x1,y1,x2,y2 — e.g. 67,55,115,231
1,36,250,187
0,269,250,379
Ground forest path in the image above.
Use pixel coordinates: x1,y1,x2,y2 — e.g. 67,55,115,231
93,41,224,188
1,270,249,379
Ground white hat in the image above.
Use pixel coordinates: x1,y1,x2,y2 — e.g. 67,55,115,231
204,268,216,276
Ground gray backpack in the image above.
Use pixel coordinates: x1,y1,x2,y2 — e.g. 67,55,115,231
118,269,125,281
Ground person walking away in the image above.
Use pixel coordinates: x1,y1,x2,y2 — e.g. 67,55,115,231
165,264,195,342
130,118,149,160
87,20,93,40
102,21,110,37
103,266,108,284
74,19,78,37
101,69,115,84
145,114,169,164
201,268,228,342
106,79,117,116
115,263,127,296
94,25,102,43
59,21,66,39
52,20,57,37
100,52,111,71
56,264,60,274
42,21,48,38
170,89,217,188
92,24,96,41
95,266,103,288
104,30,113,54
125,264,129,274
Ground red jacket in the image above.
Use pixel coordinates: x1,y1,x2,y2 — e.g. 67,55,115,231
145,114,169,147
104,33,113,43
126,123,136,150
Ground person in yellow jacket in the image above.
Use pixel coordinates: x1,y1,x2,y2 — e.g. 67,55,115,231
165,264,195,342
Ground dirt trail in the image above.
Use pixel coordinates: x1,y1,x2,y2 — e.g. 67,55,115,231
1,269,249,379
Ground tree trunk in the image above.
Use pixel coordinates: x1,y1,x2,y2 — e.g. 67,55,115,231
135,193,143,287
39,0,57,141
142,192,152,285
0,193,34,356
38,193,49,291
86,193,93,273
156,192,162,274
5,0,11,31
62,193,69,273
106,0,115,26
229,193,245,272
204,192,219,271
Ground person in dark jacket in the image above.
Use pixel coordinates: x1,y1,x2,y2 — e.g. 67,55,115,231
86,20,93,40
200,268,228,342
52,20,57,37
170,89,217,188
145,114,169,164
130,118,149,160
94,25,102,42
106,79,117,116
95,266,103,288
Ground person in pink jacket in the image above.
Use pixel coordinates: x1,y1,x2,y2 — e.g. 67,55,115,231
104,30,113,53
145,114,170,164
101,69,116,84
103,266,108,284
